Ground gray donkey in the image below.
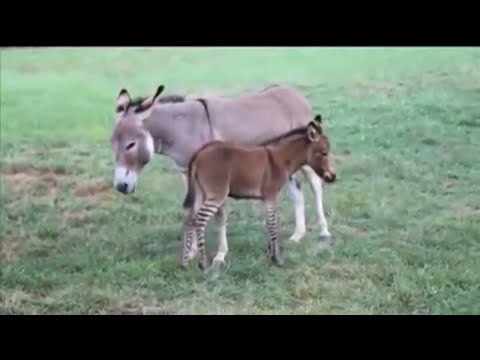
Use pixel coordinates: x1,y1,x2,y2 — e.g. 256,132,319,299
109,84,335,265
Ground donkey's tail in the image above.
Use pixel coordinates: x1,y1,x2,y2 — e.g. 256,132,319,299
182,164,196,209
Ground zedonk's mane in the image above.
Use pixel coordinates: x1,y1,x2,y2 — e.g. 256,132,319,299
260,126,310,146
260,114,323,146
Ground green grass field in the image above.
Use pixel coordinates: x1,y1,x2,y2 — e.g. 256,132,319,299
1,47,479,314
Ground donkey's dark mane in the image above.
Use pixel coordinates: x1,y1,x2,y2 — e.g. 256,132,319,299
133,94,185,105
116,94,186,113
157,94,186,104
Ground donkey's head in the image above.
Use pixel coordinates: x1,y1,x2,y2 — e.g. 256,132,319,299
110,85,165,194
304,115,336,183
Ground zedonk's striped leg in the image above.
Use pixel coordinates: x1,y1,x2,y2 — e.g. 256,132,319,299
182,213,196,268
264,200,283,267
194,200,220,272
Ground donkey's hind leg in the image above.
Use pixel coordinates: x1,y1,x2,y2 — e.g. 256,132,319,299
286,174,307,243
301,165,331,238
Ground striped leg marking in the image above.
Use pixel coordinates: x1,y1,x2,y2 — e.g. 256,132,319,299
180,172,198,252
194,201,220,272
182,213,196,268
265,202,283,267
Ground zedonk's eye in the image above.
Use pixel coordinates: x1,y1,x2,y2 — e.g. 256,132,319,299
126,142,136,151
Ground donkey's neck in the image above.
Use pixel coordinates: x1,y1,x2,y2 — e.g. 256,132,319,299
142,101,215,170
143,102,191,143
268,136,309,177
143,104,178,139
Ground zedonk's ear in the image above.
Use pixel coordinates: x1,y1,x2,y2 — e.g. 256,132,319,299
306,121,322,142
116,88,132,113
314,114,322,123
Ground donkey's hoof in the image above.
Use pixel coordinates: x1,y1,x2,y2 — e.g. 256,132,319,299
319,229,332,239
212,258,226,267
210,259,226,272
289,231,306,243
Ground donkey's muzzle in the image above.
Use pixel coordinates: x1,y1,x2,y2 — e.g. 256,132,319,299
116,182,129,194
114,165,137,194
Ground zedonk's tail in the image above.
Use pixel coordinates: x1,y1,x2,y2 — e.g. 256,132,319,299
182,163,196,209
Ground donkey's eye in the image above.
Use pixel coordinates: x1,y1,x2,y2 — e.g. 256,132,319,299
126,142,136,150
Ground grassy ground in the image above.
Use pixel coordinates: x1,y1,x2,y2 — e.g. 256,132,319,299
1,47,479,314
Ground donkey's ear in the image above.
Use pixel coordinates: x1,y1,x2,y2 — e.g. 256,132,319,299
307,121,322,142
116,88,131,112
137,85,165,111
314,114,322,123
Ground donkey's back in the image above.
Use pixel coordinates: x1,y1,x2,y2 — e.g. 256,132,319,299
205,84,313,145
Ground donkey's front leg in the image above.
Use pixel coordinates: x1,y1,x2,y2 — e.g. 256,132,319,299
264,200,283,267
286,175,306,243
302,166,332,238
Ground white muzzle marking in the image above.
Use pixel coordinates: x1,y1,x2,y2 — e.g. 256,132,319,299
114,166,138,194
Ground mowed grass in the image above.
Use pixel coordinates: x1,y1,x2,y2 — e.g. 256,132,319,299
1,47,480,314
